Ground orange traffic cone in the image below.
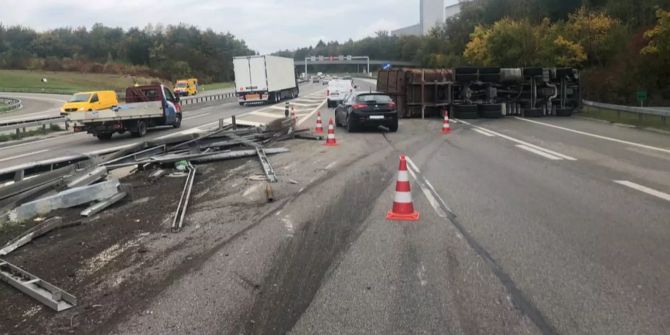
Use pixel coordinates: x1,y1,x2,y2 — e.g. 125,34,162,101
442,113,451,134
386,155,420,221
324,118,337,146
315,111,324,133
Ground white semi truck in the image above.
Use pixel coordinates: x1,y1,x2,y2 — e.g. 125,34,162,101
233,55,299,105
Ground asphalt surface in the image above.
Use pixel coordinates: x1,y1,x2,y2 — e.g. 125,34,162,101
0,92,68,122
1,80,669,334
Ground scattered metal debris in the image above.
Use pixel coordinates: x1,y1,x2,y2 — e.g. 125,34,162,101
0,217,82,256
81,192,127,217
0,259,77,312
256,147,278,183
171,162,196,232
9,179,121,223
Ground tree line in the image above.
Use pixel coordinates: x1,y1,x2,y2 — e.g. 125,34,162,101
277,0,670,104
0,23,255,83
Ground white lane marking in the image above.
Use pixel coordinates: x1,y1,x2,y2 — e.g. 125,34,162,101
324,160,338,170
0,149,48,163
614,180,670,202
417,263,428,286
458,120,577,161
282,217,295,237
514,117,670,155
405,156,421,173
406,156,454,214
406,163,447,218
252,111,286,119
182,113,210,121
516,144,562,160
297,99,327,127
474,129,496,137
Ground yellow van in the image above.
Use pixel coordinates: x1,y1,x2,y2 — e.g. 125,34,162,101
61,91,119,115
174,78,198,96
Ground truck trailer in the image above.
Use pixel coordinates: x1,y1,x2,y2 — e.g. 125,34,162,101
377,67,580,119
67,85,182,140
234,55,299,105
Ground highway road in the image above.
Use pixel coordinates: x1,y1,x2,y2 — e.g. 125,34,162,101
1,80,669,334
0,92,67,122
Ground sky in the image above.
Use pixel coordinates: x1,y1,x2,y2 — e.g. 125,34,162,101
0,0,458,54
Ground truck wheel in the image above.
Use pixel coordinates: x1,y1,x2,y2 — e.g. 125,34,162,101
97,132,113,140
478,104,503,118
453,104,479,119
173,114,182,128
132,120,147,137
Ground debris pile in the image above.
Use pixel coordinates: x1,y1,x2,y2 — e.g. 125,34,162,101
0,117,311,311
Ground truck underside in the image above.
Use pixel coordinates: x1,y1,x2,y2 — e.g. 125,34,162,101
377,67,580,119
238,87,299,105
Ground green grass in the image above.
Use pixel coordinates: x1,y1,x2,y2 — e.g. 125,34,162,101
201,82,234,91
580,107,670,132
0,124,63,142
0,69,162,94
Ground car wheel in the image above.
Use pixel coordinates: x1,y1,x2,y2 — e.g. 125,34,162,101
346,116,356,132
389,119,398,132
173,114,182,128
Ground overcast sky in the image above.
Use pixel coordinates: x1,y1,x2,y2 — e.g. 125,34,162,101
0,0,458,53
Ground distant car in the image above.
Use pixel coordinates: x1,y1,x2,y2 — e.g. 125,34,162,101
334,92,398,132
327,79,355,107
312,76,320,83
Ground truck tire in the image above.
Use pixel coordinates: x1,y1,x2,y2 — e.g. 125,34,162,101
97,132,113,140
478,104,503,118
132,120,148,137
524,108,544,117
453,104,479,119
173,114,182,128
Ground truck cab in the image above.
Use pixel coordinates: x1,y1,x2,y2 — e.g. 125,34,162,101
174,78,198,97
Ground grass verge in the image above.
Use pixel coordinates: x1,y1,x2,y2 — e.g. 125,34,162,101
0,69,162,94
0,124,63,143
201,82,234,91
579,106,670,132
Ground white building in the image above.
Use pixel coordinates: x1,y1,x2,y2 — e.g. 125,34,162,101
392,0,462,37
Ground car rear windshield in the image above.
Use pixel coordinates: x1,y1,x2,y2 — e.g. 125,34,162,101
356,94,392,103
68,93,91,103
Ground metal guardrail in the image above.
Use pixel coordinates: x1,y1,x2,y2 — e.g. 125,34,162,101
180,92,237,105
0,97,22,113
583,100,670,120
0,116,67,132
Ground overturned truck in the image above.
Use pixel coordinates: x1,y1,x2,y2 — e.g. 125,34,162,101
376,67,580,119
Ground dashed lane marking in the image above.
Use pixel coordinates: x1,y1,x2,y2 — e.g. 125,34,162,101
514,117,670,155
457,119,577,161
614,180,670,202
474,128,496,137
405,156,449,218
516,144,563,160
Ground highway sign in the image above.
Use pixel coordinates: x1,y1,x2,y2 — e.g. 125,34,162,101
310,56,316,62
338,55,344,61
346,55,352,61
